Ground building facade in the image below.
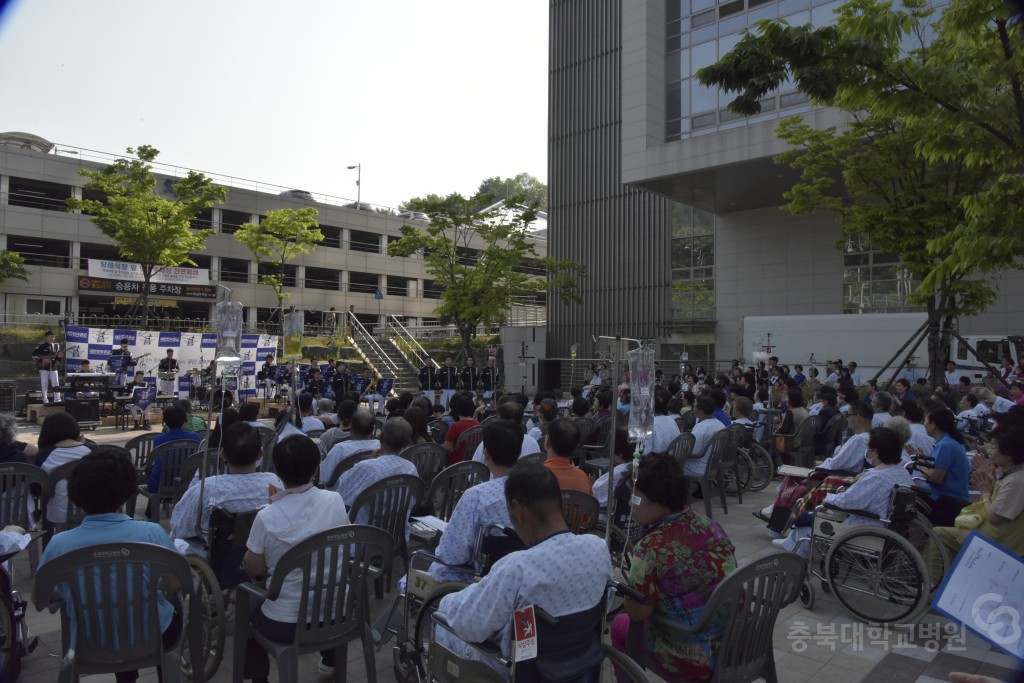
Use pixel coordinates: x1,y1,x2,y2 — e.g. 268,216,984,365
0,133,546,334
548,0,1024,366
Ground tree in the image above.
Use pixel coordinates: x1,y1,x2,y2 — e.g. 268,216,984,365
387,193,584,359
235,207,323,324
697,0,1022,382
0,251,29,286
66,145,227,326
475,173,548,211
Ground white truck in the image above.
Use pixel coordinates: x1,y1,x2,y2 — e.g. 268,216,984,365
740,313,930,381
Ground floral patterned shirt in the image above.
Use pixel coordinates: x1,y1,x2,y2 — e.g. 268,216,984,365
626,507,737,681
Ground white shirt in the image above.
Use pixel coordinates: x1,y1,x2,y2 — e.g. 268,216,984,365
592,462,630,509
301,415,324,433
992,396,1014,413
437,532,612,663
825,372,840,386
320,439,381,485
470,435,541,465
944,369,960,385
41,444,92,523
644,414,681,453
902,423,936,465
686,417,726,477
808,402,823,417
871,411,892,428
819,431,869,473
246,486,350,622
170,471,283,557
337,455,419,534
850,372,862,386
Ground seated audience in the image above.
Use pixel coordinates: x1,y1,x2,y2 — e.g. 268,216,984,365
320,411,381,488
337,418,419,520
687,395,726,477
542,417,592,494
239,401,263,427
37,412,93,525
40,447,182,683
612,453,737,681
592,427,632,512
170,423,283,557
646,388,681,453
907,408,971,526
242,435,351,682
296,393,324,433
443,394,481,465
0,412,36,464
471,398,540,463
146,404,202,492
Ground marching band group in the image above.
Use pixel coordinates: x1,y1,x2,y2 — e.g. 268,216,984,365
31,330,503,415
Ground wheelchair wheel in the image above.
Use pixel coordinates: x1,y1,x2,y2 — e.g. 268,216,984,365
903,513,950,594
744,443,776,492
182,557,226,681
825,528,929,624
724,450,754,496
799,579,815,610
393,582,468,683
0,592,21,683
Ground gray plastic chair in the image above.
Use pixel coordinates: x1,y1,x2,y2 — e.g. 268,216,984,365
0,462,48,569
453,425,484,462
682,429,730,518
428,420,448,445
786,415,820,468
678,410,697,433
34,541,204,683
821,413,848,458
324,449,376,490
666,432,696,473
626,552,806,683
178,448,226,492
561,489,600,534
318,428,350,458
306,428,325,440
232,525,394,683
423,460,490,523
135,439,202,521
257,428,277,473
349,475,425,596
571,418,596,464
399,442,448,487
124,432,158,484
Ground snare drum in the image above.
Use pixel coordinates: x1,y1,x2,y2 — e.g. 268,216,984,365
158,371,177,381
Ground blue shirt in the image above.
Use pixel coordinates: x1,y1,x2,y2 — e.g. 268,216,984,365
928,433,970,501
713,408,732,427
39,513,177,647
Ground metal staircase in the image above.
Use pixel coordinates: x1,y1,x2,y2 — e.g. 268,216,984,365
345,312,418,394
385,316,439,390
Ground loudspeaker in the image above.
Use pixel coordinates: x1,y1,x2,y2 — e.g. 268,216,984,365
65,398,99,423
537,359,562,392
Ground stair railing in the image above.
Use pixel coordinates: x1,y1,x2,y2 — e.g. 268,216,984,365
387,315,439,370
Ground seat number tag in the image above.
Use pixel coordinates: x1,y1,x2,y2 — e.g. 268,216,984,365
514,605,538,661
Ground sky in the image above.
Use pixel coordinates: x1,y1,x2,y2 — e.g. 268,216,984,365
0,0,549,210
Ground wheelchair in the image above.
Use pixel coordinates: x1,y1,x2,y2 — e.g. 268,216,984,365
382,524,527,683
795,485,949,624
181,507,260,680
425,582,651,683
0,541,39,683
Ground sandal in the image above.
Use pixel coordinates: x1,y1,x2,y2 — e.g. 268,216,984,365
752,510,771,523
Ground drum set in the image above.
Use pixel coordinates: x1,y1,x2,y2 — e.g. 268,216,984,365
184,368,233,409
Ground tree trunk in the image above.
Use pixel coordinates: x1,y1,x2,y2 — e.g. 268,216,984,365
925,289,950,389
139,271,152,328
459,324,474,361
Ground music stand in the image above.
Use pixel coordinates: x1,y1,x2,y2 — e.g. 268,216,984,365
135,385,157,426
108,354,127,385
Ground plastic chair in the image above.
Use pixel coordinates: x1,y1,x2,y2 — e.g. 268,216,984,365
178,448,227,492
428,420,448,445
682,429,730,518
452,425,484,462
306,428,325,440
678,410,697,433
779,416,819,468
33,541,204,683
318,428,349,458
722,425,746,504
820,413,847,458
666,432,696,473
399,442,448,487
423,461,490,523
232,525,395,683
135,439,202,521
561,489,599,534
571,418,595,464
323,449,375,490
257,428,277,473
349,475,425,596
626,552,805,683
47,460,87,532
124,432,158,484
0,462,48,569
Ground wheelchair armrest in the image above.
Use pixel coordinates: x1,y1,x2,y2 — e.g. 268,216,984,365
813,468,859,478
431,610,510,665
409,549,463,572
237,580,272,602
610,580,645,604
821,502,880,520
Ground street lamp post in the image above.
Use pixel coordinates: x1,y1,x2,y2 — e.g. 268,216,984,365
346,163,361,207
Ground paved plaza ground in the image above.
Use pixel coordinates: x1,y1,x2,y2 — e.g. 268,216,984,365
9,421,1023,683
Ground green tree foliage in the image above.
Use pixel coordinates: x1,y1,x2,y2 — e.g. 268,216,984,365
66,145,227,326
235,208,323,321
402,173,548,213
387,193,583,358
0,251,30,286
698,0,1022,382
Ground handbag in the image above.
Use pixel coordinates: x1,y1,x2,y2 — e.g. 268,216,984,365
775,435,792,453
954,500,987,529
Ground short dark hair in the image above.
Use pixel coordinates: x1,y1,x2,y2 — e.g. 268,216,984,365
732,396,753,418
385,398,401,414
596,391,611,409
163,405,186,429
787,388,804,408
820,392,837,407
710,388,727,410
350,411,375,438
571,397,590,417
497,400,523,421
613,426,631,458
838,386,859,404
927,408,965,443
220,422,262,467
239,402,261,422
902,400,924,423
963,393,979,407
483,420,523,467
273,435,320,487
546,418,580,457
635,452,689,511
298,392,315,411
68,446,138,514
867,427,903,465
504,463,563,523
399,392,415,409
873,392,893,412
847,400,873,421
337,400,358,424
694,395,715,416
453,394,475,418
654,388,671,414
120,338,129,345
994,428,1024,466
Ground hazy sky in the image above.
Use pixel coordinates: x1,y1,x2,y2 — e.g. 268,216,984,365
0,0,549,210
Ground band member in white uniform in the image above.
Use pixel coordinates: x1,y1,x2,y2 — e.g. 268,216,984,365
32,330,62,405
158,348,179,396
108,338,135,386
